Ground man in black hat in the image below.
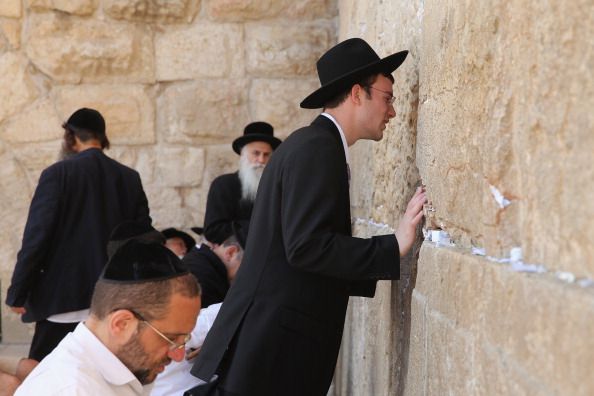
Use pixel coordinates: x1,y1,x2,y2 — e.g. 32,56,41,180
15,239,201,395
162,228,196,258
203,121,280,245
189,38,427,395
5,107,151,363
182,221,247,309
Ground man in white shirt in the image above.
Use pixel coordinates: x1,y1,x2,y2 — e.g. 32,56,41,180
16,236,201,395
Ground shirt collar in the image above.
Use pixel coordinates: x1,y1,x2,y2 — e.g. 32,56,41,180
76,323,148,394
321,112,350,166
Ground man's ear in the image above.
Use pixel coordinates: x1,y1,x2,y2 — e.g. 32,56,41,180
223,245,239,263
108,309,138,344
350,84,364,105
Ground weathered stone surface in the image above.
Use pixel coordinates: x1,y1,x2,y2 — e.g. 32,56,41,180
53,85,156,145
0,20,21,50
206,0,336,21
159,79,250,145
155,22,243,81
0,99,62,143
0,142,36,343
416,0,594,276
25,13,154,84
9,142,62,185
411,244,594,395
201,144,239,188
104,0,200,23
0,0,21,18
28,0,98,15
155,146,205,188
245,24,333,77
249,78,320,138
0,52,38,124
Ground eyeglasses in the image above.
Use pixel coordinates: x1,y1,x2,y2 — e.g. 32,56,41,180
128,309,191,351
368,86,395,105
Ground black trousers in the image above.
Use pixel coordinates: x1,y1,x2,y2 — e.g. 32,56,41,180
28,320,78,361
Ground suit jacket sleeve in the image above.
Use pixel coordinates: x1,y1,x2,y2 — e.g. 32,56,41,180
6,166,62,307
281,134,400,281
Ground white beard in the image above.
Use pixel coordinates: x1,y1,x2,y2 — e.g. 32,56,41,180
238,153,264,202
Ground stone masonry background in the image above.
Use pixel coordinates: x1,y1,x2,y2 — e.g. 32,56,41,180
1,1,593,395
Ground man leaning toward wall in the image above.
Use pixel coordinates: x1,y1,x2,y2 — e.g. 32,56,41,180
5,108,151,363
188,38,426,396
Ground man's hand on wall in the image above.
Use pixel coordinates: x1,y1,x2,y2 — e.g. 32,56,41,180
395,186,427,257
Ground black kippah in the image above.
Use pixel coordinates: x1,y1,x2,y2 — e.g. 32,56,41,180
101,239,189,284
107,220,165,260
66,108,106,135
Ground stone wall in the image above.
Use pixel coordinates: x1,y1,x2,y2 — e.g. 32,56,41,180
0,0,337,343
335,0,594,395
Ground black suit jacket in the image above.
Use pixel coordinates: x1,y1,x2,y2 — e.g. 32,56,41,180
203,172,252,243
183,245,229,309
6,148,150,323
191,116,400,395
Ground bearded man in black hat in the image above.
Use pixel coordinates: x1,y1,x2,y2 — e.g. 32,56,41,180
188,38,427,396
5,108,151,363
203,121,280,245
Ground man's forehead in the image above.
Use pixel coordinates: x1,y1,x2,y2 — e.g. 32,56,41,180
243,141,273,152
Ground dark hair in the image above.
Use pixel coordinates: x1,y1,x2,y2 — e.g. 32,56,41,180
90,273,201,321
62,123,110,150
323,72,395,109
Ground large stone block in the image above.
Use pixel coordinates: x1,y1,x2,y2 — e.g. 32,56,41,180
205,0,337,21
25,13,154,84
154,146,205,188
145,184,204,229
155,22,243,81
0,20,21,50
0,52,39,124
413,244,594,395
249,78,320,139
53,85,156,145
0,99,62,143
0,1,21,18
104,0,200,23
158,79,250,145
245,23,333,77
0,143,36,343
201,144,239,188
28,0,98,15
417,0,594,277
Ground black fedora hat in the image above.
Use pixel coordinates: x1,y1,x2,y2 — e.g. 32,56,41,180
161,228,196,251
300,38,408,109
232,121,281,155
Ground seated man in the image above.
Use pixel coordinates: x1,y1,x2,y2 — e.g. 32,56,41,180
151,224,247,396
15,238,202,395
183,221,247,308
162,228,196,258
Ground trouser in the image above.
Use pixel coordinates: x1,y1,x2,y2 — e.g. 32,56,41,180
28,320,77,361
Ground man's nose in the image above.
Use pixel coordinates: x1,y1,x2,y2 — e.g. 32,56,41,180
168,348,185,362
388,104,396,118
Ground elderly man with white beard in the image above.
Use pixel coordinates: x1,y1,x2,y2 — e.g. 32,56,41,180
203,122,281,245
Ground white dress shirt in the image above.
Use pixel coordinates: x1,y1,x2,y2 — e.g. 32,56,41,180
150,303,222,396
16,323,151,395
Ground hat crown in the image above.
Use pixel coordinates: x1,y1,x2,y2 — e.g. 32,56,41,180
317,38,380,86
243,121,274,137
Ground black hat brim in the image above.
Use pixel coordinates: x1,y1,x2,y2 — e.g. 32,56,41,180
232,134,282,155
300,50,408,109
